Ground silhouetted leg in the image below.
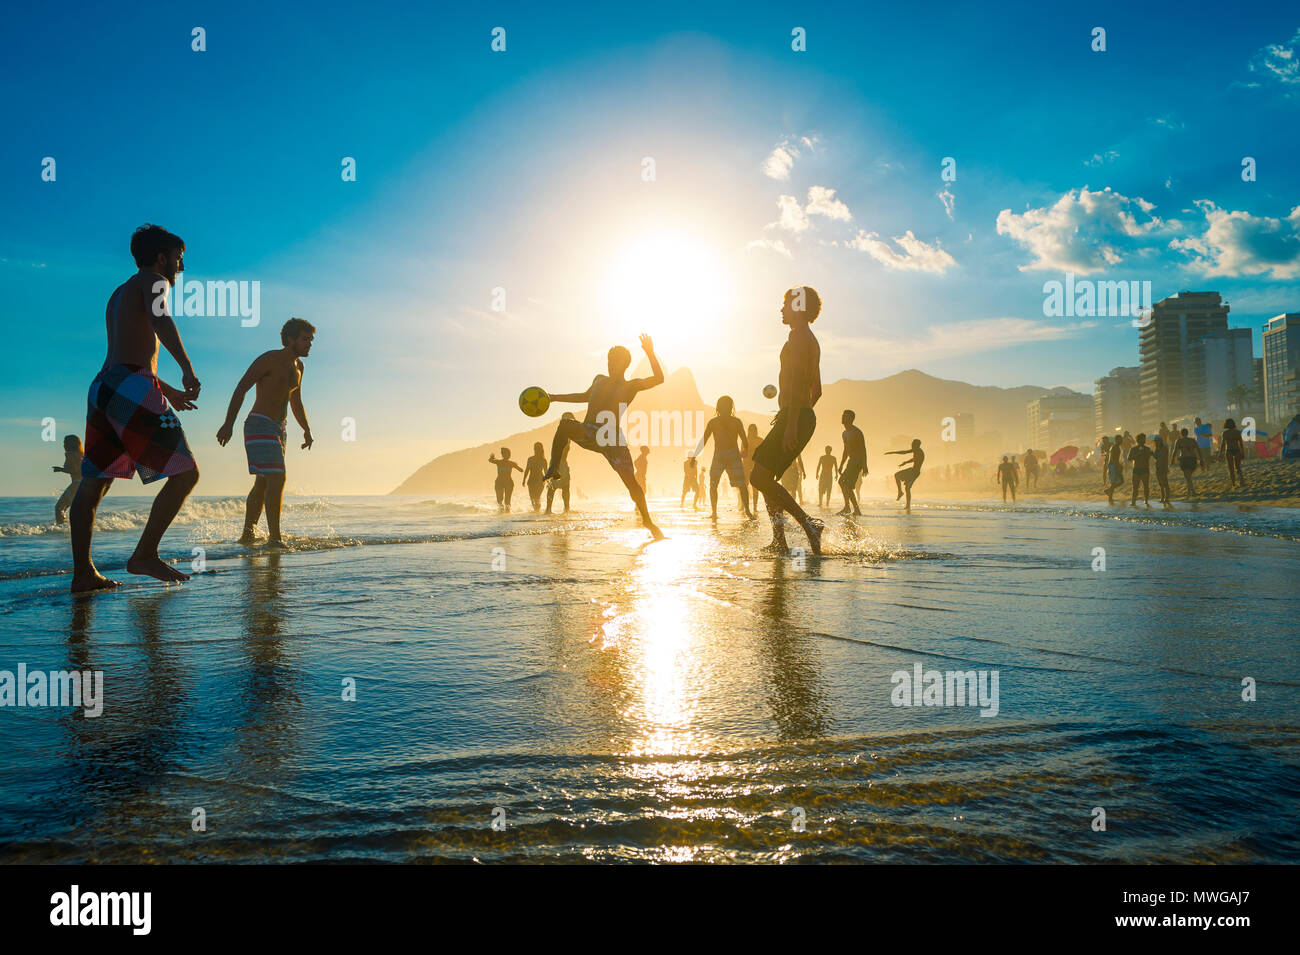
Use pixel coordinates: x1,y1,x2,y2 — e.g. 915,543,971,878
264,473,286,543
70,477,118,592
751,464,821,554
544,420,583,480
616,468,662,539
241,476,266,543
128,467,200,582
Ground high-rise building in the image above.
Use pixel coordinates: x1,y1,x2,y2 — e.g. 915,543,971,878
1093,366,1141,436
1138,291,1230,429
1192,328,1254,420
1262,314,1300,424
1027,392,1092,448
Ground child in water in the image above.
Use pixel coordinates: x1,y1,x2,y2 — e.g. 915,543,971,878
52,435,83,525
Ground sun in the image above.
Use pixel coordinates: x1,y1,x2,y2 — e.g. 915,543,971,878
599,231,735,353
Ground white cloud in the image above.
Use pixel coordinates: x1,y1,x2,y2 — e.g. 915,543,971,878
1170,200,1300,279
1247,28,1300,89
764,185,850,236
769,194,810,233
995,186,1176,273
745,237,792,258
761,135,819,180
1084,150,1119,167
762,144,797,180
937,187,955,220
805,185,852,221
844,230,957,273
832,317,1095,363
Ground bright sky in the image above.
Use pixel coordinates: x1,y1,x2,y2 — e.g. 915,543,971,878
2,1,1298,494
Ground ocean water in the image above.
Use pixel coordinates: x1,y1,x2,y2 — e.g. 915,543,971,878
0,493,1298,863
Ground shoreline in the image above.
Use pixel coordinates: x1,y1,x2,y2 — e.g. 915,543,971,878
880,458,1300,510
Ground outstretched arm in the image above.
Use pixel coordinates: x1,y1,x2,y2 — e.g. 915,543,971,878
629,334,665,393
547,387,591,402
216,356,266,445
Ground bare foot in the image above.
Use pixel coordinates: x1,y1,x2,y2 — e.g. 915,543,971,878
803,517,824,555
896,489,903,501
760,539,788,555
238,529,257,545
267,538,289,549
647,523,666,541
71,571,120,593
127,554,191,583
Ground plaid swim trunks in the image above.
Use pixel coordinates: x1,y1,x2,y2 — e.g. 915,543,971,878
244,413,288,475
81,364,196,484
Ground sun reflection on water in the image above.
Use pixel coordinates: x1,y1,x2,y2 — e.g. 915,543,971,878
621,535,709,758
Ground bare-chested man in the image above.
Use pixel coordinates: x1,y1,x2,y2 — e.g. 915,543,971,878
748,287,825,555
886,439,925,512
836,409,867,517
70,225,202,592
540,334,665,540
216,318,315,546
816,445,839,508
690,395,755,519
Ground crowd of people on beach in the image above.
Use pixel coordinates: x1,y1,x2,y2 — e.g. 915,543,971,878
976,413,1300,508
487,378,928,527
54,223,1300,591
60,223,876,589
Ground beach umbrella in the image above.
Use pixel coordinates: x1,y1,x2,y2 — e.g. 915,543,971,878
1050,445,1078,466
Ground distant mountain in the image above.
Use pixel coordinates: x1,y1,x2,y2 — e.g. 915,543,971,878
391,367,1078,496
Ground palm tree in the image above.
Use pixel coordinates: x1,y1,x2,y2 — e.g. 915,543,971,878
1227,383,1252,415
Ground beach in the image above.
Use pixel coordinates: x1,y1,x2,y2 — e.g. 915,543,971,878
1,494,1297,863
917,457,1300,510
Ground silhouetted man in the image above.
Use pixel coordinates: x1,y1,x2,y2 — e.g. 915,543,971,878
542,334,665,539
747,287,825,555
70,225,201,592
836,409,866,516
216,318,315,545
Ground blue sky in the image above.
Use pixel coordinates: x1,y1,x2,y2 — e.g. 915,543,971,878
2,1,1298,494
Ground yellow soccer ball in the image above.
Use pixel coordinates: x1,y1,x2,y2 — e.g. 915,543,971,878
519,386,550,417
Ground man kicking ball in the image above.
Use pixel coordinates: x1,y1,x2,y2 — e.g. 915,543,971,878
747,287,825,555
541,334,665,540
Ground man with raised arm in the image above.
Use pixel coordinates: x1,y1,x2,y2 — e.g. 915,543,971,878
541,334,665,540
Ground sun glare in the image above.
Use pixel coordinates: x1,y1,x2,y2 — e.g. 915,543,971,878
600,232,735,352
